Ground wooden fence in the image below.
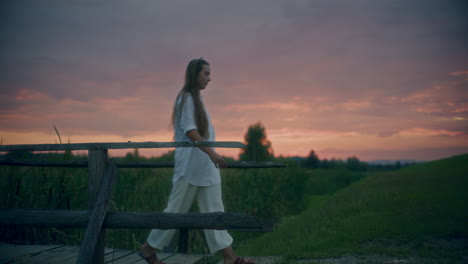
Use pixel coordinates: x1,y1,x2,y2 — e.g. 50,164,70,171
0,141,280,264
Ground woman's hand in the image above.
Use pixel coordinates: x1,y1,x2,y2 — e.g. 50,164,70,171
208,151,227,169
186,129,227,168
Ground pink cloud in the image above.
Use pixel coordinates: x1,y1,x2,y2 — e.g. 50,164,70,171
222,101,311,112
340,100,375,112
398,128,465,137
400,71,468,116
14,89,48,101
449,70,468,80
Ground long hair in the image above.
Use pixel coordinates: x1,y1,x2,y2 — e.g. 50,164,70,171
171,58,210,139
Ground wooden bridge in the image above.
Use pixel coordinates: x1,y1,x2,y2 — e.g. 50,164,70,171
0,141,281,264
0,243,282,263
0,243,205,264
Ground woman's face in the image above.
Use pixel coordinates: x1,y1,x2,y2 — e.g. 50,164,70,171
197,64,211,90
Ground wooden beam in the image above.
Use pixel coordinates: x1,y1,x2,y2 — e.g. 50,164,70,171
0,159,286,169
0,141,245,152
85,149,108,264
76,159,117,264
0,159,88,167
0,210,271,231
227,161,286,169
178,229,189,253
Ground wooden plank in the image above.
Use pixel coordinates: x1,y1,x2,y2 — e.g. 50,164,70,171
109,252,174,264
4,245,117,264
61,247,118,264
164,253,204,264
0,211,271,231
0,209,90,227
115,161,285,169
0,141,245,152
0,159,88,168
76,159,117,264
103,211,266,230
0,159,285,169
102,249,129,263
216,256,282,264
13,246,79,264
227,161,286,168
0,244,62,263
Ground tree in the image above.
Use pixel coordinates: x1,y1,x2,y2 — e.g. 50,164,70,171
321,158,330,169
346,156,368,171
124,148,141,161
303,149,320,169
239,122,274,161
395,160,401,169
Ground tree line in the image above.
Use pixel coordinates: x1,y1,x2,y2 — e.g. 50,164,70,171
239,122,414,171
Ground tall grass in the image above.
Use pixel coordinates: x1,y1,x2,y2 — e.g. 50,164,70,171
0,163,88,245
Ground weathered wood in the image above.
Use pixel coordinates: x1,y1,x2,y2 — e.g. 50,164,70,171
0,244,64,263
85,149,108,264
14,246,80,264
117,160,174,168
88,149,109,208
105,211,268,230
178,228,189,253
226,161,286,168
0,159,286,169
0,244,207,264
76,159,117,264
87,149,108,264
102,249,133,263
114,252,176,264
0,159,88,167
165,253,205,264
0,209,91,227
216,256,283,264
0,141,245,152
0,210,271,231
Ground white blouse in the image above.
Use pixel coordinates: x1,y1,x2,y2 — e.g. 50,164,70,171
172,93,220,187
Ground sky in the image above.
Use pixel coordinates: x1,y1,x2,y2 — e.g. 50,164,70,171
1,0,468,161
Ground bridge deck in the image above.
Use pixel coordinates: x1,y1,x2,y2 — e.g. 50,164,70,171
0,244,281,264
0,244,204,264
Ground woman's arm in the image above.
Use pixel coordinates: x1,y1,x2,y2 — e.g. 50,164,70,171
186,129,227,168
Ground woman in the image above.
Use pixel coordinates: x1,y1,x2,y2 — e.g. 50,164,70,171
139,58,254,264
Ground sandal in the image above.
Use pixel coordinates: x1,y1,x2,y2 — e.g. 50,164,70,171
234,256,255,264
138,251,166,264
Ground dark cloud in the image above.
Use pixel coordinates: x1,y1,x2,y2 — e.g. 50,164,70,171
2,1,467,100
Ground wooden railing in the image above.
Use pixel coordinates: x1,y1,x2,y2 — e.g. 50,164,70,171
0,141,279,264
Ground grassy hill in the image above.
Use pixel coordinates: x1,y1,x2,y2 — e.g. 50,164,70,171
238,154,468,260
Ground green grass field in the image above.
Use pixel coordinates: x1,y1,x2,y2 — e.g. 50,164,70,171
238,154,468,261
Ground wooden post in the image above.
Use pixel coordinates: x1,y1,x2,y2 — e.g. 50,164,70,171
86,149,108,264
77,158,116,264
178,229,189,253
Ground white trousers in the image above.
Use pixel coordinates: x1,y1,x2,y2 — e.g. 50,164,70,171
146,177,233,254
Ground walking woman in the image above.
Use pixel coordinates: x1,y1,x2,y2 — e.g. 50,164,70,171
138,58,254,264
